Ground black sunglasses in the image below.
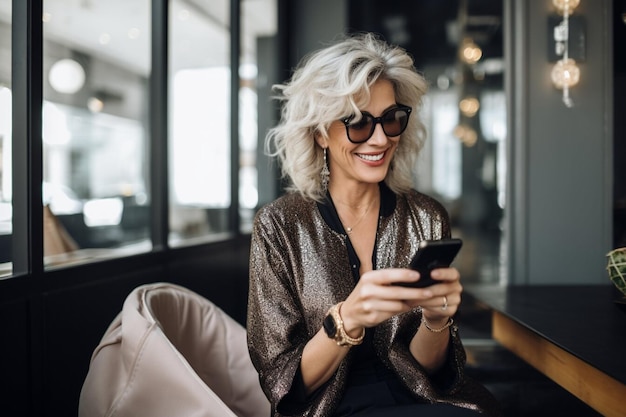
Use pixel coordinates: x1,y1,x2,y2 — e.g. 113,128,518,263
341,105,412,144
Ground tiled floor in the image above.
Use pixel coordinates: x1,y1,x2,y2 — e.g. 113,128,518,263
454,228,601,417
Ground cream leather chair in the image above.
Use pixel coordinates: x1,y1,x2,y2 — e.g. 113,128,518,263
79,282,270,417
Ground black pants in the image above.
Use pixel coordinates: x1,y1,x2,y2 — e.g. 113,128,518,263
332,379,482,417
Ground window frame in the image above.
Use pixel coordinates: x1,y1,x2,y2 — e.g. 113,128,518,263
3,0,247,291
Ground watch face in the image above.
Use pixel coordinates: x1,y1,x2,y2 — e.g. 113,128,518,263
323,313,338,338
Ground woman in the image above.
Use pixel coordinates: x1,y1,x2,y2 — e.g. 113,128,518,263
247,33,500,417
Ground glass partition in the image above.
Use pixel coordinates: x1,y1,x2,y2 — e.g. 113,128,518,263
1,0,277,273
0,0,11,276
168,0,231,245
42,0,152,268
239,0,277,232
349,0,506,284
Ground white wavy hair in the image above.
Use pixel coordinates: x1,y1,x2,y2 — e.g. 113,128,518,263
265,32,428,202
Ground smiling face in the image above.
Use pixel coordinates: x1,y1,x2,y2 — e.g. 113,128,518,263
318,79,400,192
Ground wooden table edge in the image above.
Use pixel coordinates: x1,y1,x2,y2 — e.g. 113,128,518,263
492,310,626,417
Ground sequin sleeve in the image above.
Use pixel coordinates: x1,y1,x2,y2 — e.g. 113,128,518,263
246,202,306,412
246,195,351,416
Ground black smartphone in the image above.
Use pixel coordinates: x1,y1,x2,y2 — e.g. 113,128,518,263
397,238,463,288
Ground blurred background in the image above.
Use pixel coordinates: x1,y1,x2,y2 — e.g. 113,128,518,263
0,0,506,281
0,1,623,416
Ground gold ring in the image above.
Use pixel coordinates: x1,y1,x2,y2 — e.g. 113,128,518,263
442,295,448,310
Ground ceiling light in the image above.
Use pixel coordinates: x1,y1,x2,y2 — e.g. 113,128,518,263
552,0,580,15
453,124,478,147
48,59,85,94
436,74,450,90
460,38,482,65
459,97,480,117
87,97,104,113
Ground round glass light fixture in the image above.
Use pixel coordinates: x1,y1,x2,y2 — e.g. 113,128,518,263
87,97,104,113
453,124,478,147
436,74,450,90
551,58,580,89
459,97,480,117
553,0,580,15
48,58,85,94
460,39,482,65
239,63,258,80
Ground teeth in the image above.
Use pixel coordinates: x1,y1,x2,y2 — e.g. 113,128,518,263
357,153,384,161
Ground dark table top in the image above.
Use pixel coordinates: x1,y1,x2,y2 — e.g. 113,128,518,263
464,284,626,385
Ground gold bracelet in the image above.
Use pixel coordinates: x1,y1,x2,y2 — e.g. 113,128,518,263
421,316,454,333
324,302,365,346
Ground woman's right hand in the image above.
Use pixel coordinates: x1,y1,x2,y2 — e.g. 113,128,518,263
339,268,434,337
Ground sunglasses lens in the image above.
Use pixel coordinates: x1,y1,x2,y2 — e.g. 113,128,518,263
382,108,409,136
344,106,411,143
347,115,374,143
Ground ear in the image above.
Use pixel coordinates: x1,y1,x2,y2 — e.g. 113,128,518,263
314,134,327,149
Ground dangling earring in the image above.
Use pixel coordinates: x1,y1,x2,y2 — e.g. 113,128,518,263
321,148,330,191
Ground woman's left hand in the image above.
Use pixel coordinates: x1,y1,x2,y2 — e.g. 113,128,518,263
405,266,462,371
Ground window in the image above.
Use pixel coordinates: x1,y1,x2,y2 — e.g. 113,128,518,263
169,0,231,245
348,0,505,284
239,0,277,232
0,0,11,276
1,0,270,278
42,0,152,267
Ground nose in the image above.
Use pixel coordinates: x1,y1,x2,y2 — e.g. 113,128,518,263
367,122,389,145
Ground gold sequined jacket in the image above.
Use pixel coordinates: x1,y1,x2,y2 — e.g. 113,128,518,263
247,185,499,417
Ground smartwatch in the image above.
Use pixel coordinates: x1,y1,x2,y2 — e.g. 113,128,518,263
323,302,364,346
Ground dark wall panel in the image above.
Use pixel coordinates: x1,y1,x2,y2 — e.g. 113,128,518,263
614,0,626,248
167,237,252,326
0,299,30,417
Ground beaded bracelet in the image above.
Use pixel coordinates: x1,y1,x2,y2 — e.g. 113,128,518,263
421,316,454,333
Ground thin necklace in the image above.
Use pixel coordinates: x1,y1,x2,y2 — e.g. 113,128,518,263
336,197,376,234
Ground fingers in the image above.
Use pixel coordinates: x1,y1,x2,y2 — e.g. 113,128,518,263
417,292,461,311
344,267,463,328
360,268,419,286
417,276,462,322
345,269,420,328
429,267,460,283
402,268,463,317
361,266,459,287
358,268,461,301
